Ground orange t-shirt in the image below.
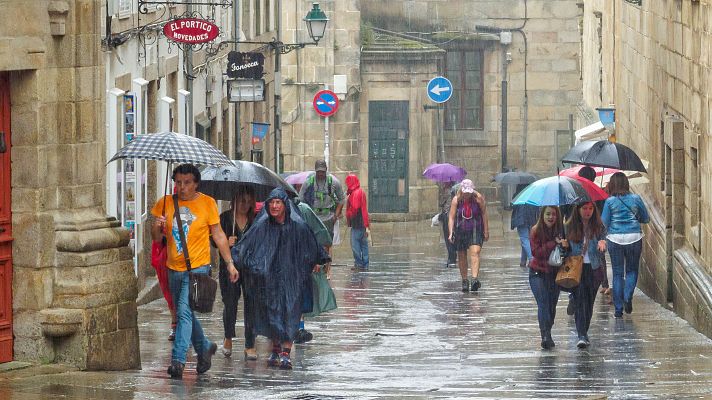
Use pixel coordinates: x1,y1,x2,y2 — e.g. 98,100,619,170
151,193,220,272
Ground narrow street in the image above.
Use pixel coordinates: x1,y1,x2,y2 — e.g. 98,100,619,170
2,219,712,399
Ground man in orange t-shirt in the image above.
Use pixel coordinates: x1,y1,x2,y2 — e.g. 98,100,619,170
150,164,237,379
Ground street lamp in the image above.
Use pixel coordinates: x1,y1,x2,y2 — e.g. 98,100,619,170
304,3,329,43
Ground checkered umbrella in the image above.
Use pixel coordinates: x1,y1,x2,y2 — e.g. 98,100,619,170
107,131,232,166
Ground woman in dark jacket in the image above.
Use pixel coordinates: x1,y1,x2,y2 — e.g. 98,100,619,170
529,206,568,349
214,185,256,359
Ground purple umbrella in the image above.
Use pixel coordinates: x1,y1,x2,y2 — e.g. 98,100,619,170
422,163,467,183
284,171,314,185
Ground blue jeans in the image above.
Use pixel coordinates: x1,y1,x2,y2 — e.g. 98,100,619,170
529,270,560,339
168,265,213,364
517,226,533,263
351,227,369,267
606,239,643,313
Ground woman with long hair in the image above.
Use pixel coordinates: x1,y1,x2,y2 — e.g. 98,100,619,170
601,172,650,318
448,179,489,292
529,206,568,349
214,185,257,359
565,202,607,348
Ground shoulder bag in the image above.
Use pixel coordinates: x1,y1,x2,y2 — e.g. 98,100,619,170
173,195,217,313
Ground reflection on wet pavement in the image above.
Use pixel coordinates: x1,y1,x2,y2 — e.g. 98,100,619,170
2,221,712,399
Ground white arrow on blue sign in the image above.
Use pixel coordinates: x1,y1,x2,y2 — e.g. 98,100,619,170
427,76,453,103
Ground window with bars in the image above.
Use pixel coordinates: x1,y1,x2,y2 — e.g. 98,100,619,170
444,50,484,130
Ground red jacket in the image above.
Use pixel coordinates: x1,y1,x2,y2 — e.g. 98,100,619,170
529,227,558,273
345,174,369,229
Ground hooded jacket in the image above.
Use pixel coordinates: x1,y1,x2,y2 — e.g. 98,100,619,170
345,174,369,229
233,188,330,341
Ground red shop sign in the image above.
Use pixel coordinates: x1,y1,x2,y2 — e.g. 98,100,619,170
163,18,220,44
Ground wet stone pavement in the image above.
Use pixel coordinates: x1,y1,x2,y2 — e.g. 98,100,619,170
3,220,712,399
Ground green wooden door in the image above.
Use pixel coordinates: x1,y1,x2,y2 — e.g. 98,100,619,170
368,101,409,213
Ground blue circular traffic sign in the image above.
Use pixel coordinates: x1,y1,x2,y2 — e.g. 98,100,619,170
313,90,339,117
427,76,453,103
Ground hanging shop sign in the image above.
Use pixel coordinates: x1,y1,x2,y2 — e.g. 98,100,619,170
163,18,220,45
227,51,265,79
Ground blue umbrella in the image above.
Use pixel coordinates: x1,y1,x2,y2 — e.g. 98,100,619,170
512,176,592,206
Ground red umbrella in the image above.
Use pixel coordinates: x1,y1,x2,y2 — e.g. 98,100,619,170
568,175,609,202
559,165,620,179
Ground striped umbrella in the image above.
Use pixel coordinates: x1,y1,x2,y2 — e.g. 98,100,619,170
108,131,232,166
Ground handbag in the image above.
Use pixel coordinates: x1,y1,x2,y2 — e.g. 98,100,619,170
548,244,564,267
556,255,583,288
556,237,587,288
304,270,338,318
173,195,217,313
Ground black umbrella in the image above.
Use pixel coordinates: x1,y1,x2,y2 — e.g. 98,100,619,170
493,171,539,185
199,161,297,202
560,140,647,173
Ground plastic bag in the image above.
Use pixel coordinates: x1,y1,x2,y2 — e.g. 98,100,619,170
548,244,564,267
304,270,338,317
332,219,341,245
431,213,441,227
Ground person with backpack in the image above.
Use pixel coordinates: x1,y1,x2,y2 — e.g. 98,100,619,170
447,179,489,292
299,159,346,278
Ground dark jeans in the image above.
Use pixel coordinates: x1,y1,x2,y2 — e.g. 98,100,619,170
529,269,560,340
441,211,457,264
571,264,603,338
606,239,643,314
218,266,255,348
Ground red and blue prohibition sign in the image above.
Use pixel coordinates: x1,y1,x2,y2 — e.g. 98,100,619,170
313,89,339,117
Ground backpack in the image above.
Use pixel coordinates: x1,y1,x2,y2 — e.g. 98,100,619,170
456,200,480,232
304,174,336,206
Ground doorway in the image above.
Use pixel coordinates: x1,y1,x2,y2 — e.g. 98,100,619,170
0,72,13,362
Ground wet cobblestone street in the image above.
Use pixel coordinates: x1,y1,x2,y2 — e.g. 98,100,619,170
2,220,712,399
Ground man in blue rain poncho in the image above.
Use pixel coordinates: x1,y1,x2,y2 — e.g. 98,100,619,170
232,188,330,370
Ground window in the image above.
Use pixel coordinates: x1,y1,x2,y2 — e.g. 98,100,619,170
444,50,484,130
118,0,132,17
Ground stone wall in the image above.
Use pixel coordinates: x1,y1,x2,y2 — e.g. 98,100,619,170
581,0,712,338
361,0,583,182
2,0,140,369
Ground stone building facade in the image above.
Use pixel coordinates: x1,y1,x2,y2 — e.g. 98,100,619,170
0,0,140,369
581,0,712,338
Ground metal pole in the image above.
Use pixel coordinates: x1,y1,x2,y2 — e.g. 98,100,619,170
273,0,282,172
233,0,241,159
437,107,445,162
186,1,193,136
501,49,508,172
324,85,329,168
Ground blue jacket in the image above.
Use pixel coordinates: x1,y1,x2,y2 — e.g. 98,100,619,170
510,204,539,230
568,229,607,270
601,194,650,234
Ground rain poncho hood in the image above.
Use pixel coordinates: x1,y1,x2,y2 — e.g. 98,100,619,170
345,174,369,228
233,187,330,342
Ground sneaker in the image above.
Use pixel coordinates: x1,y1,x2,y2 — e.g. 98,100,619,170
577,337,588,349
461,279,470,292
567,299,575,316
196,342,217,374
470,278,481,292
541,338,555,350
244,348,258,361
447,263,457,268
624,300,633,314
267,352,280,367
293,328,314,344
167,360,184,379
279,352,292,370
614,310,623,318
168,328,176,342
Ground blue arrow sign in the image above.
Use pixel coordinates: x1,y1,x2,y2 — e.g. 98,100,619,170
427,76,453,103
